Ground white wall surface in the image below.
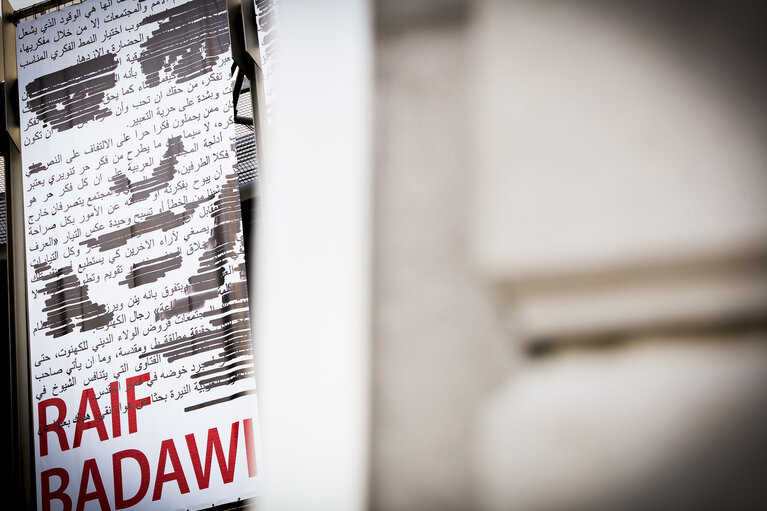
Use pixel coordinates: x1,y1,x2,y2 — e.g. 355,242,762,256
254,1,372,510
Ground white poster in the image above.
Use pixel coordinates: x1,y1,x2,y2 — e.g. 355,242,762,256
17,0,263,509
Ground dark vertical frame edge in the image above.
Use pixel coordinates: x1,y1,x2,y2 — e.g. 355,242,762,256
3,0,35,509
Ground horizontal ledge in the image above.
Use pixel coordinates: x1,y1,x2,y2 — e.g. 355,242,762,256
500,260,767,344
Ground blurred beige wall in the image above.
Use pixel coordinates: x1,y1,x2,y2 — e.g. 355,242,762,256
370,2,511,510
371,1,767,510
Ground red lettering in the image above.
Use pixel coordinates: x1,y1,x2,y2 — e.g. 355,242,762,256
38,398,69,457
76,459,110,511
110,381,121,438
113,449,150,509
41,468,72,511
73,388,109,449
152,439,190,500
243,418,258,477
126,373,151,434
185,422,239,489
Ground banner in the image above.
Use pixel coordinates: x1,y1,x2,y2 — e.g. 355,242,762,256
16,1,262,509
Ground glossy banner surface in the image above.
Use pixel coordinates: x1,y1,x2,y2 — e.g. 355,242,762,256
17,1,262,509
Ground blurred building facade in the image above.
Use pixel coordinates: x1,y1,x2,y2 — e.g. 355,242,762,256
371,1,767,510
